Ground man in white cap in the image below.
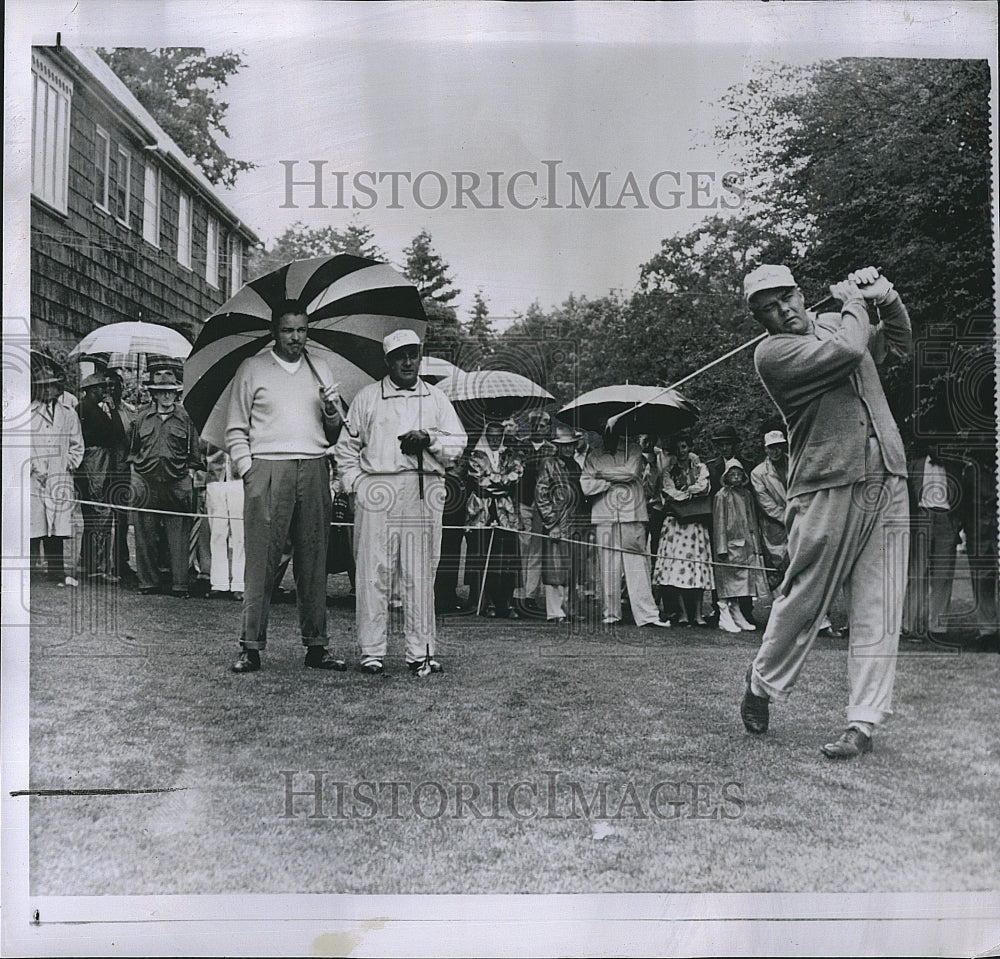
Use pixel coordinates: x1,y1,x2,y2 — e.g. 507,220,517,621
334,329,467,675
226,300,347,673
740,264,911,758
750,429,792,584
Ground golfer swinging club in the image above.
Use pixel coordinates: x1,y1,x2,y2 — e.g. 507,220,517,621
740,264,912,759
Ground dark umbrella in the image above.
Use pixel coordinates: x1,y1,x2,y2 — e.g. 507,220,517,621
559,384,699,436
183,254,426,447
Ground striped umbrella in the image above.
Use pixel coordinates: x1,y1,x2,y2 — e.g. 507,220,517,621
183,254,426,448
435,370,553,429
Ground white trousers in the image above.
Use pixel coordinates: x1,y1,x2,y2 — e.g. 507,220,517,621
595,522,660,625
206,480,245,592
354,473,443,662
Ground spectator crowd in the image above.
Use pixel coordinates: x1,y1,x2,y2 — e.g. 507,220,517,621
29,349,999,654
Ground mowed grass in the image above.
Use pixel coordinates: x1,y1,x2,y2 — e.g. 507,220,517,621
27,574,999,896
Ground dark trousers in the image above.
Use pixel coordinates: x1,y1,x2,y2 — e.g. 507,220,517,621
33,536,66,580
78,447,112,575
467,527,518,614
240,458,331,650
132,473,193,592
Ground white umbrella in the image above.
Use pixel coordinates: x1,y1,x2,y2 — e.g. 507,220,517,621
68,321,192,360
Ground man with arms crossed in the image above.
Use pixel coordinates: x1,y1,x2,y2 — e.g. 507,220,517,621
740,265,911,758
227,301,346,674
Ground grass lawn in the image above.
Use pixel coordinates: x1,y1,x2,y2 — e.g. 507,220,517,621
27,572,999,896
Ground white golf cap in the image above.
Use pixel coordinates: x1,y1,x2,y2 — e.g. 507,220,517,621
764,430,787,447
383,329,422,355
744,264,797,303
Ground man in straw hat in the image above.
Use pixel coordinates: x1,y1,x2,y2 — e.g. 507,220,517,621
334,328,467,676
226,300,347,674
740,264,912,758
127,357,204,598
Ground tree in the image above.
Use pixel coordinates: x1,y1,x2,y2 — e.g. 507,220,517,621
247,218,386,279
402,229,463,355
403,229,461,306
713,57,995,455
465,289,493,348
98,47,254,188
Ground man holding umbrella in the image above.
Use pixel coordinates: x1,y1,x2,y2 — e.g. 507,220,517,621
226,301,347,673
740,265,911,759
334,330,467,675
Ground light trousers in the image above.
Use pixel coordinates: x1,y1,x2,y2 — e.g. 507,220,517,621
207,480,246,592
354,472,444,662
595,521,661,625
517,502,544,600
752,438,909,727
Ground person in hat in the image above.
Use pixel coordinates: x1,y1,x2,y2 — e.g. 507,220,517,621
749,428,843,638
465,417,524,618
749,429,791,586
334,328,467,675
30,359,84,586
127,361,204,598
712,458,770,632
76,370,120,582
511,409,554,613
740,264,911,759
581,423,671,629
705,423,744,496
534,424,586,623
104,366,138,585
226,301,347,673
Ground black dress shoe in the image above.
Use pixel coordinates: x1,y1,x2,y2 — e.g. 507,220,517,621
232,649,261,673
820,727,872,759
740,666,769,734
304,649,347,671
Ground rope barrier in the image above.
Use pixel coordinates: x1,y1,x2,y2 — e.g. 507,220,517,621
43,493,777,573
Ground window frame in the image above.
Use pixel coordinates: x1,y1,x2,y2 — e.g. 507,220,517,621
30,52,73,214
205,215,220,288
94,124,111,213
113,144,132,226
177,191,193,270
142,162,161,247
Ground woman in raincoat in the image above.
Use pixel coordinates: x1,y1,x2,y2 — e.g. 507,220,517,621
712,458,770,632
465,419,524,618
30,364,84,585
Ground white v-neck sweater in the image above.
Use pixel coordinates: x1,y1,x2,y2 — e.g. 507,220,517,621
225,353,330,477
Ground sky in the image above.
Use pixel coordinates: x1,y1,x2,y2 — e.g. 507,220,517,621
216,36,763,321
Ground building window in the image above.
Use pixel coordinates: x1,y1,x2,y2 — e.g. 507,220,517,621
142,163,160,246
31,51,72,213
206,215,220,288
230,237,244,292
177,191,192,269
94,125,111,211
113,146,132,225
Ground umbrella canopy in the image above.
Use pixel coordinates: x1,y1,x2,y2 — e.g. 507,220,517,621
418,355,464,384
435,370,553,428
68,321,192,360
183,254,426,448
559,384,698,437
